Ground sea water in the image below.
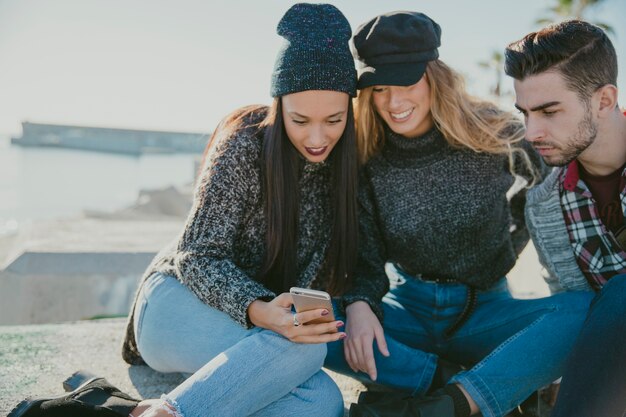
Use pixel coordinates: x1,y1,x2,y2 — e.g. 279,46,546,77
0,136,197,236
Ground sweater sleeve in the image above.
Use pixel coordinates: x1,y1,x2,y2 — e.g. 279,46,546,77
341,170,389,321
509,139,551,255
174,121,275,329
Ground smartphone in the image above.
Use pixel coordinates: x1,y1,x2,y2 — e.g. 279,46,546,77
289,287,336,325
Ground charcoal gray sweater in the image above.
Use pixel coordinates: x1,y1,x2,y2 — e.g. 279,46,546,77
342,126,547,315
122,107,335,364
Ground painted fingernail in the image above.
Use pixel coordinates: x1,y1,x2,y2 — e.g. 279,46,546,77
336,321,344,328
321,309,329,316
340,333,347,339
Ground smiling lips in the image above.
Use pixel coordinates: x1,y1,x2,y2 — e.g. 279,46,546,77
389,108,414,122
305,146,328,156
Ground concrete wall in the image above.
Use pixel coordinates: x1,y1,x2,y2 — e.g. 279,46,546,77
0,253,153,325
0,218,184,325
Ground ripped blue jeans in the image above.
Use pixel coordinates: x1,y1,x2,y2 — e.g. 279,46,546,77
133,272,344,417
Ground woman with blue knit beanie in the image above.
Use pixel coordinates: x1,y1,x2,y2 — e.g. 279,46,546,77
9,4,357,417
324,10,595,417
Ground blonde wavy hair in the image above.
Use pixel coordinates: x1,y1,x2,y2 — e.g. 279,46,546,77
355,59,540,185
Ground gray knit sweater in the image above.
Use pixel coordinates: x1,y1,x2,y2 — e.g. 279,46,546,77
122,107,334,364
342,127,547,315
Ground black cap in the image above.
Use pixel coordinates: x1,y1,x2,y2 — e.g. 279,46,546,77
352,11,441,89
270,3,357,97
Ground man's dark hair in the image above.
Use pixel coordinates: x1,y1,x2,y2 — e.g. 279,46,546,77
505,20,617,101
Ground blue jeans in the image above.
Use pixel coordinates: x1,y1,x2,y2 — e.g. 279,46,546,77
551,274,626,417
133,273,344,417
324,264,594,417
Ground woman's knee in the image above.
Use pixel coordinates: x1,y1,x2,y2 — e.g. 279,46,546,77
274,331,327,369
317,374,344,417
300,371,344,417
302,341,328,368
248,330,328,379
137,273,270,373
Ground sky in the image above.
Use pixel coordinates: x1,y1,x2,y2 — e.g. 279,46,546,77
1,0,625,137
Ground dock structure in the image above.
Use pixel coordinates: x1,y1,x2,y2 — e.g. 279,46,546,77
11,122,209,155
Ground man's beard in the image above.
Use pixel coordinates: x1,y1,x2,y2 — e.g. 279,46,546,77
537,112,598,167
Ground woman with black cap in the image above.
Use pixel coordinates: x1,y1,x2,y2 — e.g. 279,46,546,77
331,10,595,417
9,4,358,417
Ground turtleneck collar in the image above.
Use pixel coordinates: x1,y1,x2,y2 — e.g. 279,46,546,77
385,125,445,151
381,126,451,166
297,152,331,176
302,158,329,174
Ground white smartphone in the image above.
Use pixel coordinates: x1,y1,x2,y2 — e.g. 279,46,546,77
289,287,336,325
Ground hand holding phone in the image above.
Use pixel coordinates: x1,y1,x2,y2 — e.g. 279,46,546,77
247,292,345,343
290,287,336,324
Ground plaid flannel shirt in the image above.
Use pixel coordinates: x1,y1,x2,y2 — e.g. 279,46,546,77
559,160,626,289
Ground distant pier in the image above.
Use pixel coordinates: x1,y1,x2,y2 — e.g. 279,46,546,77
11,122,209,155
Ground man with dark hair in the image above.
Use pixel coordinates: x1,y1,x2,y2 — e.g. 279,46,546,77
505,20,626,417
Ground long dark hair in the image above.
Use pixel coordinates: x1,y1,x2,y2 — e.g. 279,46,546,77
200,100,358,296
257,98,358,295
198,105,266,177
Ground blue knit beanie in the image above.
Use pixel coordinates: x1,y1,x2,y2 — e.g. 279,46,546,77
270,3,357,98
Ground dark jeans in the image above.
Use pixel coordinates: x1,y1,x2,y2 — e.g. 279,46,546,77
325,265,593,417
552,274,626,417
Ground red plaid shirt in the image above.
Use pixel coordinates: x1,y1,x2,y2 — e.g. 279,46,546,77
559,161,626,289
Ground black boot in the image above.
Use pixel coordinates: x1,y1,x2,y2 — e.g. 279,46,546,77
8,375,140,417
507,390,553,417
428,359,464,394
349,391,455,417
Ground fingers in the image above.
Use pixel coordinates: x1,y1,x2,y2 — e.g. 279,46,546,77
349,332,374,377
360,324,389,380
283,311,343,340
293,331,347,344
362,338,377,381
293,319,343,336
296,308,331,325
343,320,361,373
345,331,380,379
317,319,341,334
344,340,359,373
351,334,366,372
373,325,390,357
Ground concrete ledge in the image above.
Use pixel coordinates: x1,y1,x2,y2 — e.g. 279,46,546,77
0,271,138,325
0,319,365,416
0,218,184,325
